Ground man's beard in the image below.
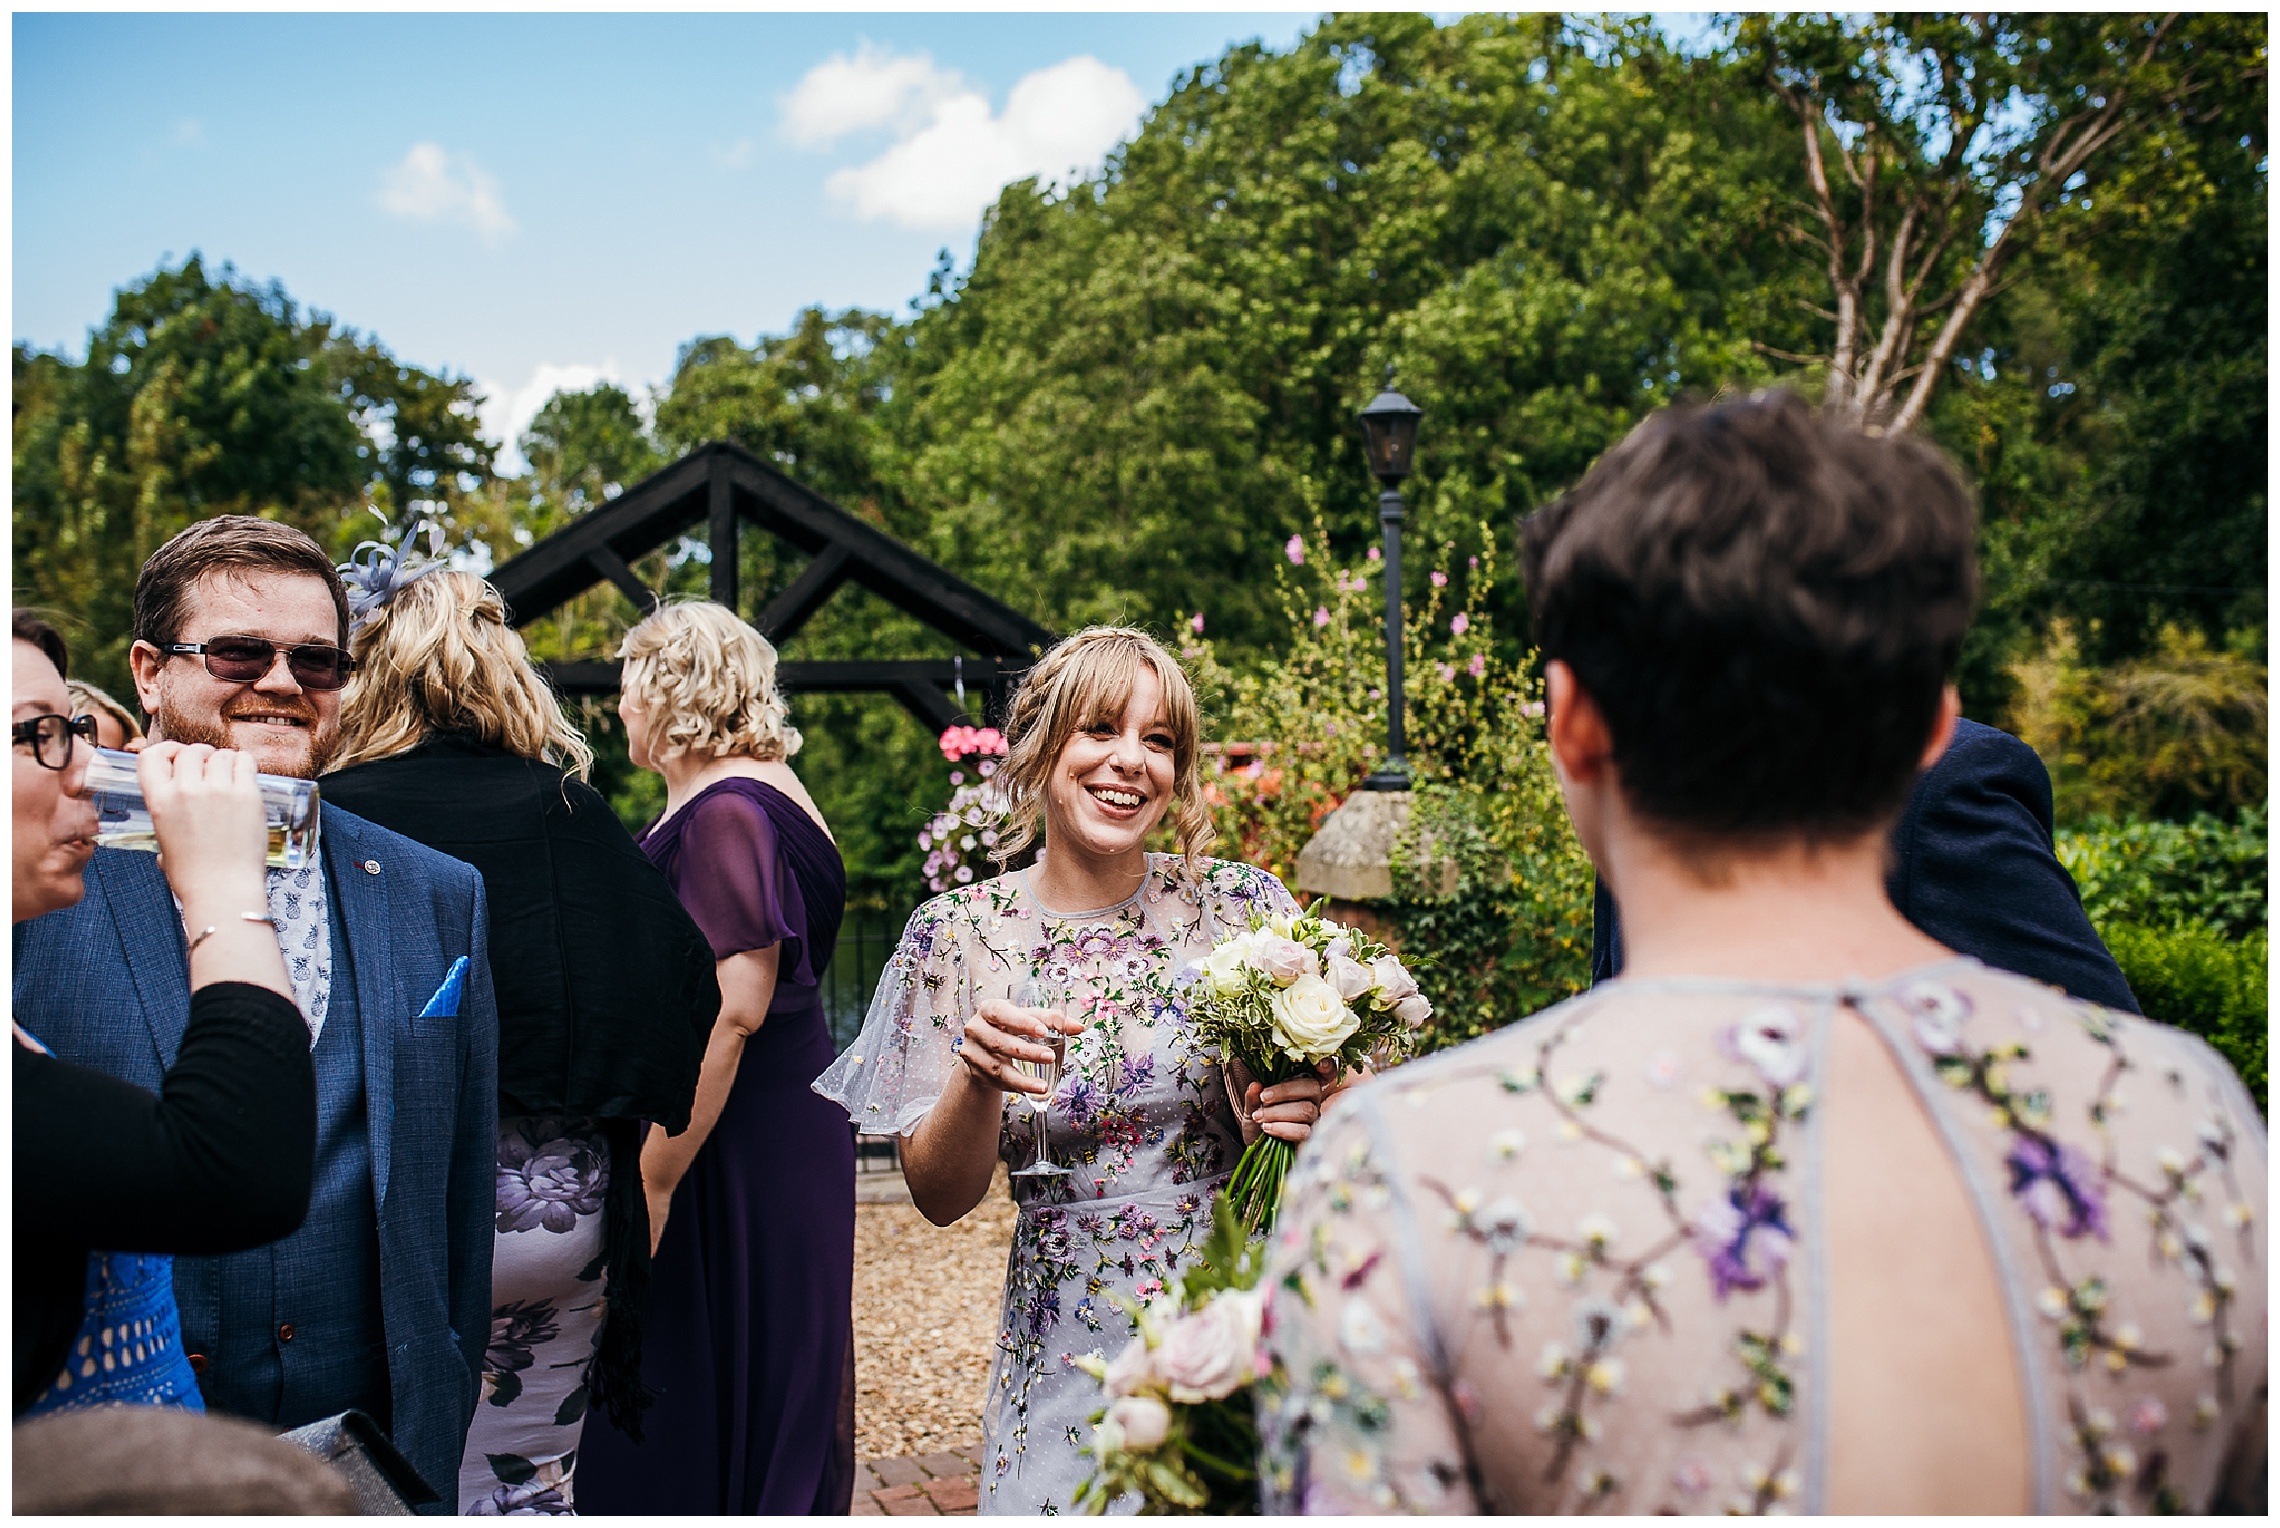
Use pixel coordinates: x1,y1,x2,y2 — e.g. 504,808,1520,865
150,696,339,779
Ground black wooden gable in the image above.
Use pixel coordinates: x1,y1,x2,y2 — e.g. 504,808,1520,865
489,441,1051,732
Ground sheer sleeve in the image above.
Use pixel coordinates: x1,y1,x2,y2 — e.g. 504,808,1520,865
1260,1093,1479,1514
674,789,812,980
811,896,974,1136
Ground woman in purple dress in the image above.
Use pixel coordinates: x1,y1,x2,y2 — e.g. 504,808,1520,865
575,601,855,1516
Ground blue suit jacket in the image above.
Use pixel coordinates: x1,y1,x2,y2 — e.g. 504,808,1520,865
11,804,498,1506
1590,719,2141,1012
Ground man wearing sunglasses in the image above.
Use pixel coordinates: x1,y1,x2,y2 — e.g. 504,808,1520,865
13,515,498,1512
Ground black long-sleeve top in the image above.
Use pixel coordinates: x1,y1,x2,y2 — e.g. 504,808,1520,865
13,980,316,1412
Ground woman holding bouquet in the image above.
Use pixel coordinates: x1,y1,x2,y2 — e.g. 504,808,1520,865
815,627,1335,1514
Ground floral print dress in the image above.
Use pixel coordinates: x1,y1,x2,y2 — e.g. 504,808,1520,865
458,1117,612,1515
815,855,1298,1515
1259,960,2266,1515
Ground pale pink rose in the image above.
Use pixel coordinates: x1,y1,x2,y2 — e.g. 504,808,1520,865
1394,993,1432,1029
1325,952,1375,1003
1105,1394,1171,1451
1103,1334,1157,1397
1155,1289,1263,1403
1369,953,1419,1004
1255,934,1318,986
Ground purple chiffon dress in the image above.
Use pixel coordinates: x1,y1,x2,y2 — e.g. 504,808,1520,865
575,778,856,1516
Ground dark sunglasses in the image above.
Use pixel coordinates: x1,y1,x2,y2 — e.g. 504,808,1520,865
164,636,355,692
11,712,100,770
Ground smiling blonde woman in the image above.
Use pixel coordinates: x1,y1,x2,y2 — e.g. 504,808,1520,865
814,625,1335,1515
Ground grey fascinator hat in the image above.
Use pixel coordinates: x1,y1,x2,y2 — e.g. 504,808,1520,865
338,517,447,635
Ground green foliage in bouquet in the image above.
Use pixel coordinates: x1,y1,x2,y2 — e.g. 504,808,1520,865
1071,1196,1267,1516
1186,508,1593,1052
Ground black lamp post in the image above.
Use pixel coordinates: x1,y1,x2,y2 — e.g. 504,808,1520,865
1356,367,1423,792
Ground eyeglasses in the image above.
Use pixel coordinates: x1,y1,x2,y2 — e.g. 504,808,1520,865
163,636,355,692
11,713,99,770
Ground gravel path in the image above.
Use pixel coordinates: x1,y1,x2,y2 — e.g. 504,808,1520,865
852,1167,1017,1462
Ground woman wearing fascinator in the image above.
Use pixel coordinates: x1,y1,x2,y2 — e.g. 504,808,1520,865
320,533,719,1514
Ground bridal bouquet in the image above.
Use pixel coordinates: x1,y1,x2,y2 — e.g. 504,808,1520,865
1189,904,1429,1228
1071,1197,1267,1514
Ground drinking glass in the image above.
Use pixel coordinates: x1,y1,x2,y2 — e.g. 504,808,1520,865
1008,977,1069,1180
82,747,321,872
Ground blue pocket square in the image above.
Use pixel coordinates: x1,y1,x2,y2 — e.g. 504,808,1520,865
421,956,469,1020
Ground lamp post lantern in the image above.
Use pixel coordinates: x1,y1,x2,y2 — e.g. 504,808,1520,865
1356,367,1423,792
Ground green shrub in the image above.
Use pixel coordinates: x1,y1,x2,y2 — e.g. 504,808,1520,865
2102,923,2268,1112
2056,807,2268,939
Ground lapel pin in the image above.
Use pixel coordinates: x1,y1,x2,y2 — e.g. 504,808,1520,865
361,859,382,875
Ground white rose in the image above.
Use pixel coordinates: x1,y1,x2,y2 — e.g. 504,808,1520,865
1268,974,1360,1061
1202,938,1254,1001
1369,953,1420,1005
1104,1394,1171,1451
1254,933,1318,986
1394,992,1433,1029
1325,952,1375,1004
1102,1334,1157,1397
1155,1289,1264,1403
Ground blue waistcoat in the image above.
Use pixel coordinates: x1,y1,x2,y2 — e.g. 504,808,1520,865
183,899,389,1429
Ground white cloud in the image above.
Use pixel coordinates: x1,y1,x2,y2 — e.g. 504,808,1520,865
172,117,205,147
477,362,624,476
780,40,964,149
712,138,758,170
789,51,1145,232
377,142,516,243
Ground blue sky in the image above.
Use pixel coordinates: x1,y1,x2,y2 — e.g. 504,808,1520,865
15,11,1719,466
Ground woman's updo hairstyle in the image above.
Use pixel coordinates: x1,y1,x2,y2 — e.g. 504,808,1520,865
991,626,1215,876
332,569,594,777
617,599,802,763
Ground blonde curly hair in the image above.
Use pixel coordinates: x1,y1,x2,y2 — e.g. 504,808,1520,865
332,569,595,777
991,626,1215,877
617,600,802,763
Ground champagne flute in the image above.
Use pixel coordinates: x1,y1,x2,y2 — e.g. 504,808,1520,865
1009,977,1070,1179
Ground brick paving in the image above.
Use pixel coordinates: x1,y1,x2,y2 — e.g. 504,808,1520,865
852,1445,983,1516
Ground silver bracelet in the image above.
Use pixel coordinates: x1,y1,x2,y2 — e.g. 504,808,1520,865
186,911,276,956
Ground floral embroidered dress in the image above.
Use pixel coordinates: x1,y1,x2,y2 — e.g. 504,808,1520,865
815,854,1297,1514
1259,960,2266,1515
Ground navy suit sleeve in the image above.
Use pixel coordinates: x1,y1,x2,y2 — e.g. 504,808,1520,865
1888,721,2141,1012
1591,877,1622,984
448,874,500,1423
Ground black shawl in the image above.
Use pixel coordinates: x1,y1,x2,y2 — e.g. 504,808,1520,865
323,734,720,1434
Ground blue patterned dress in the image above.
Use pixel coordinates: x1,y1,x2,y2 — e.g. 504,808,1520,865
815,854,1298,1514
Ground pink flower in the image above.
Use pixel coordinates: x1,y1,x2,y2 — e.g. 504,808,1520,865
1255,934,1318,985
1467,654,1486,678
1313,606,1331,628
1437,663,1455,682
1429,570,1447,587
1450,613,1470,636
1366,546,1381,562
1155,1289,1263,1403
1285,534,1305,565
1190,612,1205,634
1103,1335,1156,1397
2129,1398,2169,1436
1520,700,1545,718
1105,1394,1170,1450
1467,555,1479,570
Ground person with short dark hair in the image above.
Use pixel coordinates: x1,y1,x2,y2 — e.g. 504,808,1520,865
13,515,499,1510
1259,394,2265,1514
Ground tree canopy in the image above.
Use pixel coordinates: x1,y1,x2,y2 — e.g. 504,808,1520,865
13,13,2264,893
